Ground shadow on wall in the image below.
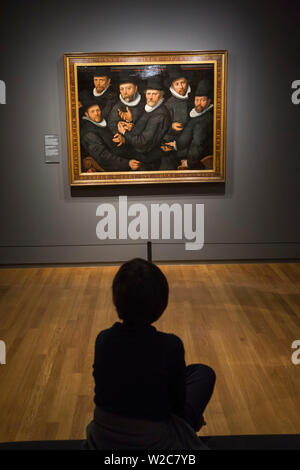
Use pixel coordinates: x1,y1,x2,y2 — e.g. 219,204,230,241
70,182,226,199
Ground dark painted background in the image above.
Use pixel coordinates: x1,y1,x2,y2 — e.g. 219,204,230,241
0,0,299,264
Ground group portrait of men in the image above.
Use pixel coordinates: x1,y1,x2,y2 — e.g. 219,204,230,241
77,65,214,173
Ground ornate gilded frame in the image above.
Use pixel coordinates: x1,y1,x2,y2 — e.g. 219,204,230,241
64,50,227,186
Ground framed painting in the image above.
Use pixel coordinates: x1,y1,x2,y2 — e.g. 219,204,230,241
64,50,227,186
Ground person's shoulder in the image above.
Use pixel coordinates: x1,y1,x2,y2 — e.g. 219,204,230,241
80,119,96,137
194,108,213,128
165,95,177,105
160,102,171,113
156,330,184,350
150,103,171,121
95,322,121,342
80,118,98,131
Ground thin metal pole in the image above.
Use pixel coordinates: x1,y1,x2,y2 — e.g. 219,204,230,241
147,241,152,263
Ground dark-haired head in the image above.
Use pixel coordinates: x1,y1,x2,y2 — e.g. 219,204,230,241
112,258,169,327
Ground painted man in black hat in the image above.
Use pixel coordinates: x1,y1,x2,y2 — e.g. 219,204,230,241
80,102,140,172
79,68,118,120
108,72,145,135
162,79,214,170
164,66,193,136
160,65,194,169
115,76,171,171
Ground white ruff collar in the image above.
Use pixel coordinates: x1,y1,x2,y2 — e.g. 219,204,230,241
119,92,141,107
93,85,110,97
145,97,164,113
190,103,213,118
170,84,191,100
82,116,107,127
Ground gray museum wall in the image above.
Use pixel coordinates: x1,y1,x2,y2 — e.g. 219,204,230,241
0,0,299,264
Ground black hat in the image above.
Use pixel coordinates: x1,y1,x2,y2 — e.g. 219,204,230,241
145,75,164,91
118,71,138,86
195,79,213,98
81,101,100,115
89,67,111,79
167,65,188,86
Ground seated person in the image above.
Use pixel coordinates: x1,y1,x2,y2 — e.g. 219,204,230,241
162,65,194,169
115,77,171,171
85,258,216,450
80,102,140,172
161,79,214,170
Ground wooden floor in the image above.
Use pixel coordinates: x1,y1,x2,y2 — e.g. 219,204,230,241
0,263,299,442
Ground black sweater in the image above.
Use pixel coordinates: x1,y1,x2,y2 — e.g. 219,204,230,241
93,322,186,421
123,104,171,169
80,119,131,171
176,107,213,169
